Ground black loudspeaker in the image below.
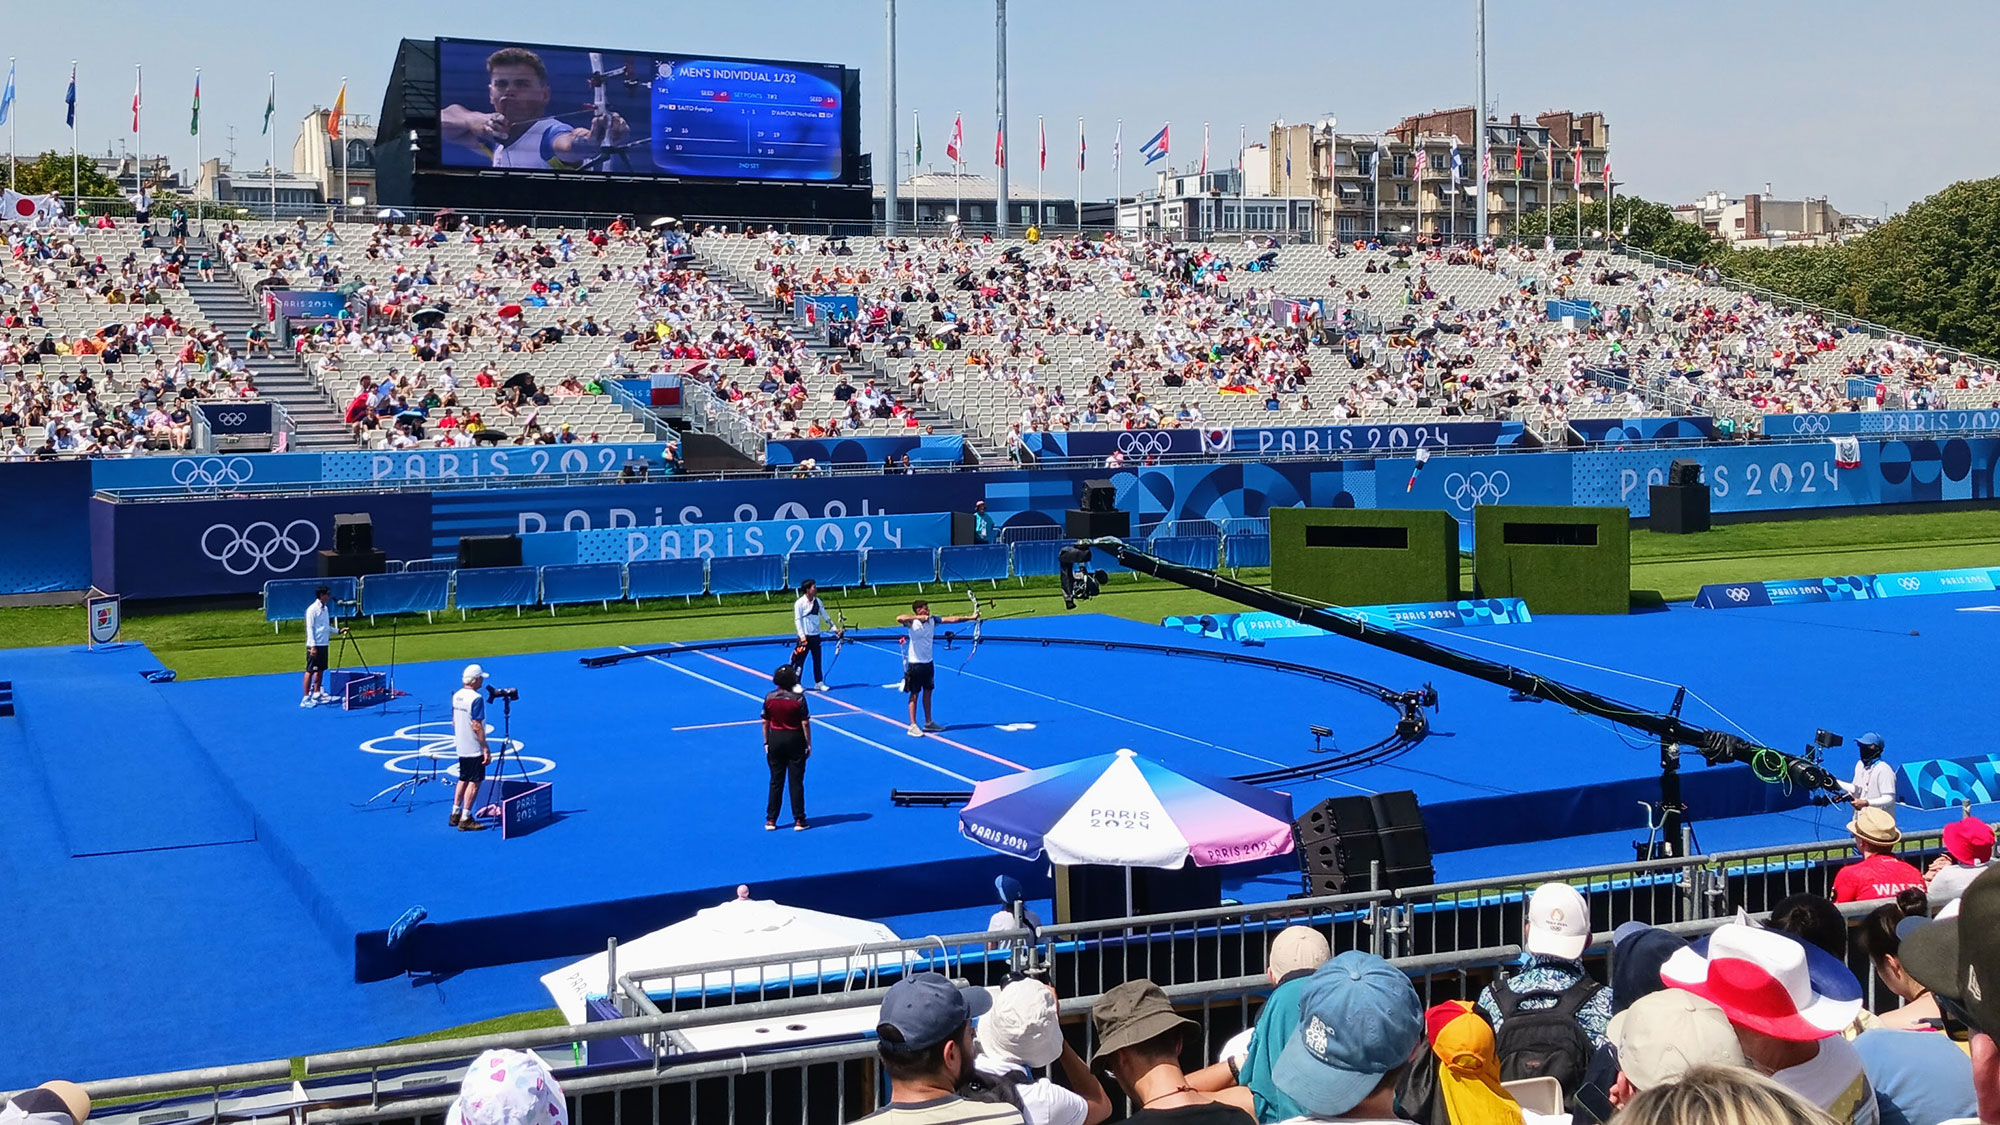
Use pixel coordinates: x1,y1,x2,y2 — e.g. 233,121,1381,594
457,534,524,569
333,512,374,555
1647,483,1712,535
1668,458,1704,487
1080,479,1117,512
318,548,387,578
1054,862,1222,923
1293,790,1433,894
1065,508,1131,540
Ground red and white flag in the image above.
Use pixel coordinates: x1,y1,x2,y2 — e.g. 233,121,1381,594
946,113,962,163
1602,161,1613,189
1199,122,1209,176
1831,436,1861,470
131,67,142,133
2,190,58,225
1038,117,1046,172
995,124,1005,168
1573,146,1584,187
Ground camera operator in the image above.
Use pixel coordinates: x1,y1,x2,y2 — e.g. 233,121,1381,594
450,665,493,832
300,586,348,708
1838,732,1896,812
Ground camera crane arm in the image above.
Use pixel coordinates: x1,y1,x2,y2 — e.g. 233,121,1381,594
1086,538,1840,797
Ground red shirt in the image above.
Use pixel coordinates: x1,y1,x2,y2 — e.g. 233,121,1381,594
1832,853,1927,903
761,689,809,733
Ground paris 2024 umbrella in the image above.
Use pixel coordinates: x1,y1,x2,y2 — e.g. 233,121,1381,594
959,748,1295,914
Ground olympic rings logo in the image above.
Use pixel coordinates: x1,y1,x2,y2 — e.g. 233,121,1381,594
1727,587,1752,602
200,519,321,575
1789,415,1831,435
171,456,256,493
1899,577,1922,592
1440,470,1511,511
1115,431,1175,456
216,411,249,426
359,721,552,780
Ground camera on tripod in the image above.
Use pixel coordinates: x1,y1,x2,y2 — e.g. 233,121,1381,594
1057,542,1109,610
486,685,521,703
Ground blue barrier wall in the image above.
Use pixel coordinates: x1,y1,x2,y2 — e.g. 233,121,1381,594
1761,409,2000,438
18,435,2000,598
764,435,965,467
1022,421,1524,462
90,492,435,599
1570,416,1715,444
89,443,674,493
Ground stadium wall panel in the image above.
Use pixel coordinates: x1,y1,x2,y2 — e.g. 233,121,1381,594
1270,508,1459,606
1473,505,1630,615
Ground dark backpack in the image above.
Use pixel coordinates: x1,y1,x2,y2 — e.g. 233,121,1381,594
1490,974,1601,1094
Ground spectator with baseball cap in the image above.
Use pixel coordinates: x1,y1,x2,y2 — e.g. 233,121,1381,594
1090,979,1247,1122
1187,926,1333,1121
1604,990,1748,1110
1837,733,1896,812
1925,808,1993,903
0,1081,90,1125
1897,864,2000,1125
1660,922,1876,1125
863,971,1017,1124
967,978,1110,1125
1474,882,1612,1093
1268,951,1424,1123
1832,809,1926,904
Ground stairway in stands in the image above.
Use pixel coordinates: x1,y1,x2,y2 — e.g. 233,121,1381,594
180,243,349,449
699,257,1008,465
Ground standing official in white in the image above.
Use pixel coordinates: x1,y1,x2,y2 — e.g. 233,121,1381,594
451,665,492,832
791,579,835,691
301,586,341,707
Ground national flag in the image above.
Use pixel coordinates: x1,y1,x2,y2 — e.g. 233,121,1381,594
1573,145,1583,187
1513,136,1522,179
328,79,346,140
1831,436,1861,470
65,64,76,129
1602,161,1612,189
1199,122,1209,176
1112,120,1122,171
1140,123,1168,166
1450,145,1461,184
131,68,141,133
0,61,15,127
994,123,1004,168
1284,131,1292,179
263,74,275,136
1481,152,1491,181
946,112,962,163
1078,119,1085,171
189,72,200,136
1038,116,1045,172
2,189,58,225
1199,427,1233,455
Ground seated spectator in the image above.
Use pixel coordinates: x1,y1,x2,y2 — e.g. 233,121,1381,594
0,1080,91,1125
1604,990,1746,1111
1612,1065,1840,1125
1660,923,1875,1125
1476,882,1611,1094
862,972,1013,1124
1854,889,1943,1032
1832,809,1926,904
967,978,1111,1125
1268,951,1424,1123
1575,922,1693,1120
1926,809,1993,903
1395,999,1527,1125
444,1049,566,1125
1764,894,1851,961
1091,979,1247,1122
1190,926,1332,1120
1899,865,2000,1125
1851,898,1978,1125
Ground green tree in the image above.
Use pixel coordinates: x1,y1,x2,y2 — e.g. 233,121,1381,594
9,150,123,200
1505,194,1725,264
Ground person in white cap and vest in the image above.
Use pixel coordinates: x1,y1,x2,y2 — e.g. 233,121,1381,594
965,978,1111,1125
1837,733,1895,811
1475,882,1612,1094
451,664,492,831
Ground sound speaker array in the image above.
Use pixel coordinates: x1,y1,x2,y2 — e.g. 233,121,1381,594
1293,790,1434,894
457,534,524,569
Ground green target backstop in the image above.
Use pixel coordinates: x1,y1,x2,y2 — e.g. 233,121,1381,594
1472,505,1630,614
1270,508,1460,607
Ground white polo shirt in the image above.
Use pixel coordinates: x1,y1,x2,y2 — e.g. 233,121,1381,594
452,687,487,759
304,598,334,647
1842,758,1897,810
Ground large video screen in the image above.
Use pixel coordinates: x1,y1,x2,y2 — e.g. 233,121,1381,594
435,38,847,182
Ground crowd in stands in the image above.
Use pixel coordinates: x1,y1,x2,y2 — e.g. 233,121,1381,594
1,214,254,459
841,802,1996,1125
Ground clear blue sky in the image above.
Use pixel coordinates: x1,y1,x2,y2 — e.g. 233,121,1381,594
6,0,1995,217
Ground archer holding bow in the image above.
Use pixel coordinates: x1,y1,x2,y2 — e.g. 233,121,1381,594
895,597,979,737
789,579,841,692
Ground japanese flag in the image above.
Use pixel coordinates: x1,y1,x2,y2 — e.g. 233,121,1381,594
2,190,57,225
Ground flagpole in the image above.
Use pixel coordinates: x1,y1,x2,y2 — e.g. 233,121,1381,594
1513,136,1520,242
193,68,203,234
1113,118,1122,232
269,73,277,219
1237,123,1245,237
1545,134,1553,245
7,57,16,191
338,76,349,218
1604,124,1613,247
883,0,898,237
1371,137,1380,243
71,62,80,215
1076,116,1083,233
1035,114,1043,231
134,65,143,226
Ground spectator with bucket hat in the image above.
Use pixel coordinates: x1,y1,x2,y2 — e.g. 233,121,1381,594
966,978,1111,1125
1660,922,1876,1125
1268,951,1425,1123
1833,808,1926,904
1091,979,1247,1122
1926,808,1994,904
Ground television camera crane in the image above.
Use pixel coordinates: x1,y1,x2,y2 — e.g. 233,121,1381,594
1086,538,1843,858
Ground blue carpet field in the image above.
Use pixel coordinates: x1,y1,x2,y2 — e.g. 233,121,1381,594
1,594,1995,1085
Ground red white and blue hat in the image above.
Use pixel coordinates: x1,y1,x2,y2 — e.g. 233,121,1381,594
1660,922,1862,1042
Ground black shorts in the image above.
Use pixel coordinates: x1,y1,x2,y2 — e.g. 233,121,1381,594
456,756,486,784
305,645,328,673
902,661,936,694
